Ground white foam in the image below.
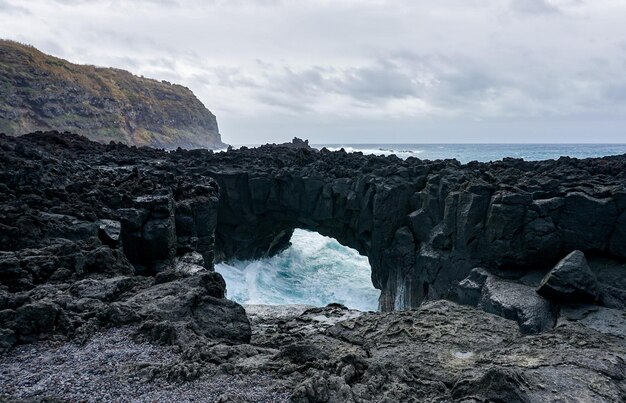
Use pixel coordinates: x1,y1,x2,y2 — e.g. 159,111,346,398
215,229,380,311
321,146,423,160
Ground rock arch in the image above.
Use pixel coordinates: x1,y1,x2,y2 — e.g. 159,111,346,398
205,148,626,311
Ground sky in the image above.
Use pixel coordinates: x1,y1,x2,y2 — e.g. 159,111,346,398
1,0,626,144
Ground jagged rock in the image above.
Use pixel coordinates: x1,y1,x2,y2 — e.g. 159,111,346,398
459,268,556,333
199,141,626,312
174,180,219,269
2,299,626,401
38,212,100,243
0,130,250,351
4,131,625,312
281,300,626,402
12,300,72,343
538,250,599,303
1,125,626,393
77,246,135,277
267,137,314,150
97,219,121,248
451,367,531,403
109,272,249,346
586,255,626,309
173,252,206,276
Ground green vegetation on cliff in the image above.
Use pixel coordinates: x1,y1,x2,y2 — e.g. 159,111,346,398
0,39,225,149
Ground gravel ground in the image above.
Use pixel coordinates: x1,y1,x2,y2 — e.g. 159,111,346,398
0,327,290,403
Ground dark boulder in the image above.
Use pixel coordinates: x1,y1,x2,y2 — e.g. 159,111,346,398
12,300,73,343
459,268,557,333
537,250,599,303
0,327,16,351
113,272,250,345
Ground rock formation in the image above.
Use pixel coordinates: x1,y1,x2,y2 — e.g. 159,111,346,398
0,131,246,353
1,131,625,401
537,250,599,303
2,132,626,315
0,40,225,149
206,145,626,316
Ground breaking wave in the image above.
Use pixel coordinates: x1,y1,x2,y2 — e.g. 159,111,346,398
215,229,380,311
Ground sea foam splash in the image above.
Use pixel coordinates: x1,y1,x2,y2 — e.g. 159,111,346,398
215,229,380,312
321,146,423,160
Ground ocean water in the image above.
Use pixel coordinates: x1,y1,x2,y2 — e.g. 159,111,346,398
216,143,626,311
314,143,626,163
215,229,379,311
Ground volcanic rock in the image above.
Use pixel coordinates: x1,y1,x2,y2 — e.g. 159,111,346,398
1,130,625,402
538,250,599,303
459,267,556,333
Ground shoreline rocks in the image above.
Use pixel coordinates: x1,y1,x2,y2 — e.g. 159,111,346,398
1,131,625,401
2,301,625,402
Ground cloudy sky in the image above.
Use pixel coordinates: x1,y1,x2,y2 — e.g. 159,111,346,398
1,0,626,144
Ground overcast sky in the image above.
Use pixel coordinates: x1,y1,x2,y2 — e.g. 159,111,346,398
1,0,626,144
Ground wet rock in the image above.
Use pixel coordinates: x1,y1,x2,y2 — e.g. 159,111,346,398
538,250,599,303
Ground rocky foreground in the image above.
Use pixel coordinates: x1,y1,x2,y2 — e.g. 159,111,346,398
2,302,625,402
1,131,625,401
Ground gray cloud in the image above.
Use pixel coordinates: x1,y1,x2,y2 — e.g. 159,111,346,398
509,0,560,15
335,63,419,100
0,0,29,14
1,0,626,143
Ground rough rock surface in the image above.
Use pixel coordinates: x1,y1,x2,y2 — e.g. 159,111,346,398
538,250,600,303
2,130,626,315
2,301,624,402
0,40,225,149
0,131,247,353
1,130,626,400
458,267,556,333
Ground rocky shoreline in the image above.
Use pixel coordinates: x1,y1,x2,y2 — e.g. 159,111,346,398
1,131,625,401
2,301,625,402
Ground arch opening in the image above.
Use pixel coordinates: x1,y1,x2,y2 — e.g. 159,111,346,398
215,229,380,311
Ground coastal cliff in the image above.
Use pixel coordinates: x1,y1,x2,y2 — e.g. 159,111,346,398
1,132,625,401
0,40,225,149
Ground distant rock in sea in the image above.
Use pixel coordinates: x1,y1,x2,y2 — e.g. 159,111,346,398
264,137,315,150
0,39,225,149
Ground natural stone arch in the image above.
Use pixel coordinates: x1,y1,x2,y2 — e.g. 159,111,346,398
204,149,626,312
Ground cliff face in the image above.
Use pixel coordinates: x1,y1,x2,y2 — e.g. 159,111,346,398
0,40,225,149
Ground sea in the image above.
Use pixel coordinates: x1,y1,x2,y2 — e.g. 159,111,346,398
215,143,626,311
